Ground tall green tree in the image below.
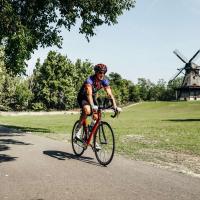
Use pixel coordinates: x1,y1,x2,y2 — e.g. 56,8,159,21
108,72,123,104
148,79,166,101
12,78,33,110
74,59,93,95
0,0,135,75
137,78,153,101
0,72,32,111
108,72,132,105
0,47,8,110
129,84,140,102
32,51,73,110
166,77,184,100
31,51,90,110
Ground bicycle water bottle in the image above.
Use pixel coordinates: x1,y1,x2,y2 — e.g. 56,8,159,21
84,119,89,139
89,119,96,132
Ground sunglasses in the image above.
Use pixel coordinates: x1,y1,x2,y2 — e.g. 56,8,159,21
98,71,106,75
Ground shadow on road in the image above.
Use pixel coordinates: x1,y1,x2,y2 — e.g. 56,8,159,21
43,150,102,166
0,129,32,163
0,145,10,151
0,124,50,134
0,154,17,163
164,118,200,122
0,125,23,137
0,139,31,145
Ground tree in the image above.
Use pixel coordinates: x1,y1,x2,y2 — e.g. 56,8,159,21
73,58,93,96
166,77,183,100
148,79,166,101
31,51,92,110
129,84,140,102
0,0,135,75
12,78,33,110
137,78,153,101
0,73,32,111
31,52,94,110
108,72,132,105
108,72,123,104
0,47,8,110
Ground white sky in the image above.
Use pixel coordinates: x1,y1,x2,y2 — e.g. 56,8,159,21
27,0,200,84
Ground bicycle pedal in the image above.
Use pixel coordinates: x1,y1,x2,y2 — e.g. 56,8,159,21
89,144,95,151
74,136,82,142
82,142,88,150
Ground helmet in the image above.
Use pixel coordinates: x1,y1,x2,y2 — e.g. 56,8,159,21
94,63,107,74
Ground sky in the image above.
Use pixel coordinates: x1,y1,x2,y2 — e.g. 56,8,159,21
27,0,200,84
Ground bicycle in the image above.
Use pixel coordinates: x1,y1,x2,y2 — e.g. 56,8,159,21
71,98,120,166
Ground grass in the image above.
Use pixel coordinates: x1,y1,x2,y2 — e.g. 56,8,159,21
1,101,200,173
112,101,200,156
0,113,78,141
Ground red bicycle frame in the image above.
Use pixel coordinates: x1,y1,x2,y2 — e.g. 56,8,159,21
81,109,102,146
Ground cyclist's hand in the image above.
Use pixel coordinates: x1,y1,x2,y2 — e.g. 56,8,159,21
116,107,122,112
111,107,122,118
113,107,122,113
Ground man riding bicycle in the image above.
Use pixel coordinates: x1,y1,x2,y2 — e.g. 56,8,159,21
75,63,119,139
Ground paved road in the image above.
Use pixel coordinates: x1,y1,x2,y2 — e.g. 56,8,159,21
0,127,200,200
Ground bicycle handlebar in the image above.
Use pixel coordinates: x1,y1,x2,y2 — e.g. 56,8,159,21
111,109,118,118
96,97,121,118
111,107,122,118
98,106,121,118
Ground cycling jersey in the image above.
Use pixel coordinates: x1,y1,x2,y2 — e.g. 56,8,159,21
77,75,109,107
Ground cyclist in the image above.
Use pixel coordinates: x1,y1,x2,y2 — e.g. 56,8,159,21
75,63,118,140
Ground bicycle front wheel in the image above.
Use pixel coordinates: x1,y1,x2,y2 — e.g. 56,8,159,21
71,120,85,156
94,121,115,166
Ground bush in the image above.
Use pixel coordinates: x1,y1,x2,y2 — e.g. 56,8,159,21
31,102,46,111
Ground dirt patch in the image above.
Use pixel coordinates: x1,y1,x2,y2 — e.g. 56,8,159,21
135,149,200,177
121,134,200,177
122,134,158,145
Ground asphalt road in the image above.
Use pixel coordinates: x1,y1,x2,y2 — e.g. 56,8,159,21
0,127,200,200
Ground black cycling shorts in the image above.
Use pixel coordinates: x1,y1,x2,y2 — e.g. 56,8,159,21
77,94,97,108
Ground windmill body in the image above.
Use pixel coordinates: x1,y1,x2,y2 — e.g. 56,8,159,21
182,64,200,87
171,49,200,100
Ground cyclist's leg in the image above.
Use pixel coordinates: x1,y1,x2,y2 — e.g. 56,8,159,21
92,96,98,121
80,100,91,125
76,96,88,129
75,100,91,139
76,94,97,133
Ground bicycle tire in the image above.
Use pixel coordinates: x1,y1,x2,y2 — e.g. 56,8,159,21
71,120,85,156
94,121,115,166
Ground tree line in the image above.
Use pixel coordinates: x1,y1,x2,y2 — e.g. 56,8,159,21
1,1,183,112
0,49,182,111
0,0,135,75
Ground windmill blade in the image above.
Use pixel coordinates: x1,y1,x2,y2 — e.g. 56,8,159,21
189,49,200,62
173,49,188,63
170,67,185,81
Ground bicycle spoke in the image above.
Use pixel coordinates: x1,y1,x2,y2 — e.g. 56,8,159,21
94,121,115,166
71,121,85,156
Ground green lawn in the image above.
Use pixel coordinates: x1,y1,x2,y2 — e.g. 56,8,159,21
1,101,200,173
113,101,200,156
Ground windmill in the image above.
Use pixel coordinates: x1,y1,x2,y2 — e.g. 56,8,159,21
170,49,200,100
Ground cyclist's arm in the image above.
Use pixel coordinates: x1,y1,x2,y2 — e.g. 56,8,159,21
104,86,117,109
85,84,95,106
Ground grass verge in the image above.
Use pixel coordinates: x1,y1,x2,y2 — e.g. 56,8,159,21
1,101,200,174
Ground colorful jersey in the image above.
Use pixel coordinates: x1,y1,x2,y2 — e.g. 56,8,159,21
78,75,109,100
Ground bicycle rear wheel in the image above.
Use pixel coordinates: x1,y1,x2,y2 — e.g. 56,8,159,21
71,120,85,156
94,121,115,166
